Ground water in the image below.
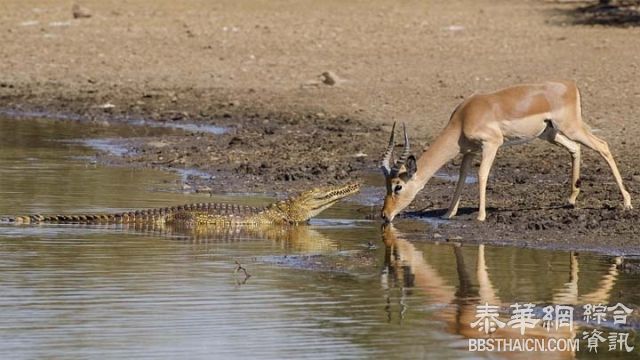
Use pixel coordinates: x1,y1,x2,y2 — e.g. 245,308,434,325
0,116,638,359
0,109,228,135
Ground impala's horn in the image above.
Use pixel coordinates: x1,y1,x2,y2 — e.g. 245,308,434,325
380,122,396,176
394,123,411,169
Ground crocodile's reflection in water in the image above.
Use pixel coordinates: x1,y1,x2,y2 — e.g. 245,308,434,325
380,224,625,359
175,223,340,254
13,221,342,254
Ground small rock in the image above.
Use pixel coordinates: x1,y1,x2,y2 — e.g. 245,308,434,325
148,141,169,148
447,235,463,241
20,20,39,27
181,184,192,191
72,3,92,19
632,175,640,183
433,233,443,239
49,21,71,27
445,25,464,32
98,102,115,109
321,71,344,86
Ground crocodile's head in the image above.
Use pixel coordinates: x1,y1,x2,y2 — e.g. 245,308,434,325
278,182,361,223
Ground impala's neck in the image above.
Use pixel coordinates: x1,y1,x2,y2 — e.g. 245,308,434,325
414,122,462,189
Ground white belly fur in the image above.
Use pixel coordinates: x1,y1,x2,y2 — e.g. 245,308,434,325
500,112,550,146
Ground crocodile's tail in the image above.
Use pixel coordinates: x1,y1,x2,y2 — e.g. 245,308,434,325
2,210,166,224
2,209,169,225
1,203,254,225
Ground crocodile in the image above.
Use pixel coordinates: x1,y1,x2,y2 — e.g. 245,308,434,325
1,183,360,226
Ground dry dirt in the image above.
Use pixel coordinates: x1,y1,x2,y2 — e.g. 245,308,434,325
1,0,640,254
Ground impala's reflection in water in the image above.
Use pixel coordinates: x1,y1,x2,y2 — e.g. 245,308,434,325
380,224,625,359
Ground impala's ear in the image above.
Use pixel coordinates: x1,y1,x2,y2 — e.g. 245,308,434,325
405,155,417,178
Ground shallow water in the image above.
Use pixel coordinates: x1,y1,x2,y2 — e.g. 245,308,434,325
0,116,638,359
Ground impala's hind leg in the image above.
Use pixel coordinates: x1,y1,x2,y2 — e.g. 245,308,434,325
565,127,632,209
541,126,582,206
554,134,582,206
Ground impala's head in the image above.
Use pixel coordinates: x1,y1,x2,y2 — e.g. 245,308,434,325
380,122,419,222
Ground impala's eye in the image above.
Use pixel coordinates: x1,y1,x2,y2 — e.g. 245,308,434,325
394,185,403,193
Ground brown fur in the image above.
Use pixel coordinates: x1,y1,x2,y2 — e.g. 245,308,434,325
382,81,632,222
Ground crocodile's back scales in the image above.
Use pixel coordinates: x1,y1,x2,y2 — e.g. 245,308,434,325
4,202,266,225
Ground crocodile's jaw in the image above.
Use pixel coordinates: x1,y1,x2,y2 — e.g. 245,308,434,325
282,182,360,223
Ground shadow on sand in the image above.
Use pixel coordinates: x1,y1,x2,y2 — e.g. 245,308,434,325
560,1,640,27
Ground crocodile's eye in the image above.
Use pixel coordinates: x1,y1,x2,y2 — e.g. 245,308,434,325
394,185,403,194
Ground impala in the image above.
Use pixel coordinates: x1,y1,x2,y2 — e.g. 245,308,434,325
380,80,632,222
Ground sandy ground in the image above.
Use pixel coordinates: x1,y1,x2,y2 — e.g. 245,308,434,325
1,0,640,254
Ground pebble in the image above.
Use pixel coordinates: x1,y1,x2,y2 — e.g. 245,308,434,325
98,102,115,109
148,140,169,148
321,71,346,86
72,3,92,19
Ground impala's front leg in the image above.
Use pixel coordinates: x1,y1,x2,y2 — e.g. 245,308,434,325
443,153,475,219
477,141,500,221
